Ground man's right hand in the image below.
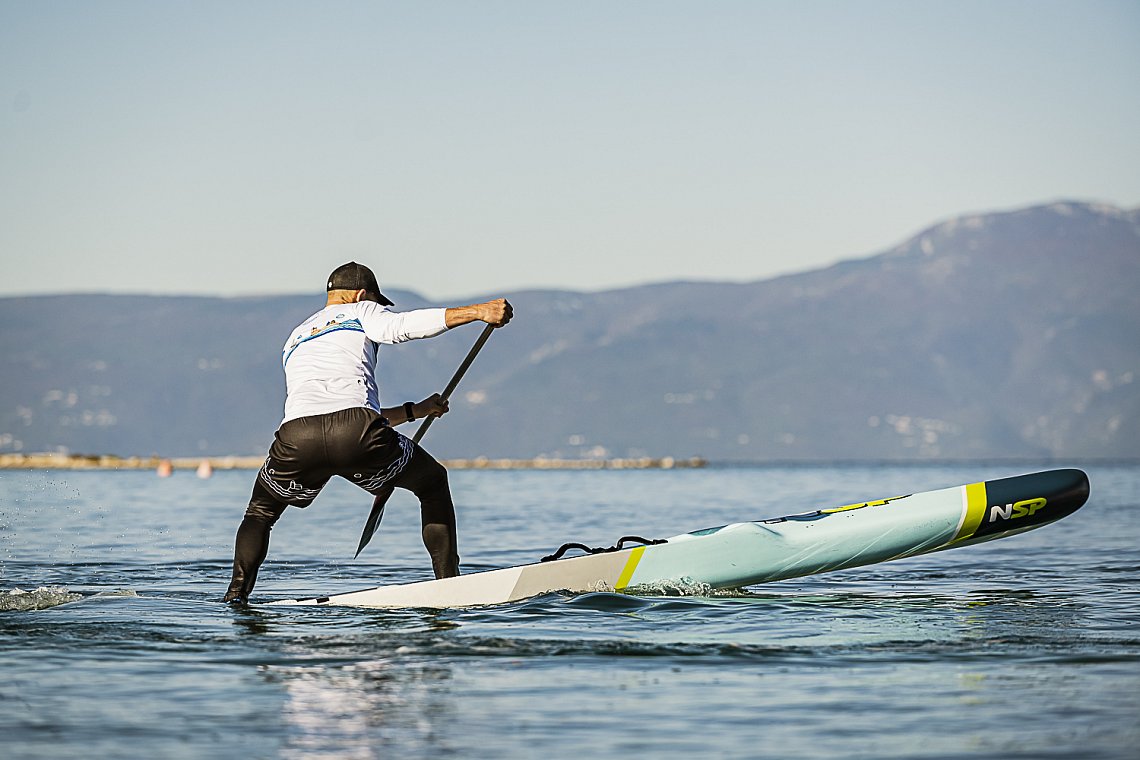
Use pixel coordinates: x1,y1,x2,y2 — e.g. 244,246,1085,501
479,298,513,327
444,299,514,329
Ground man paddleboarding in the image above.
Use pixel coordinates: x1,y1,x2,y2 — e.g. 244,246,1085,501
223,262,512,604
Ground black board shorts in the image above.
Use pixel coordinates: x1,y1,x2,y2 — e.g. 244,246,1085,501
256,407,413,507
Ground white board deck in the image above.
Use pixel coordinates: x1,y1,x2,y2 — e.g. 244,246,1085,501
267,468,1089,610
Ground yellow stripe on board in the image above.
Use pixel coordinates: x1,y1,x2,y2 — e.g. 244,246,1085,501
821,496,905,514
953,482,988,542
615,546,646,590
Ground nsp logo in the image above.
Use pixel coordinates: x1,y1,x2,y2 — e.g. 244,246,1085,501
988,497,1047,523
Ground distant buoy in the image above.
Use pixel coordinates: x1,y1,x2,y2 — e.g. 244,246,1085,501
156,459,173,478
196,460,213,479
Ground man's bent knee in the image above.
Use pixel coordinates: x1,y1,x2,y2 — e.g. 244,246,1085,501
395,449,450,497
246,480,288,524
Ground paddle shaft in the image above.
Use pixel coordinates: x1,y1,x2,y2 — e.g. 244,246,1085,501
356,322,498,557
412,322,496,444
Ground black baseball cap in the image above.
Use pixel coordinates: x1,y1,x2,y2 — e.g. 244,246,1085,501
326,262,393,306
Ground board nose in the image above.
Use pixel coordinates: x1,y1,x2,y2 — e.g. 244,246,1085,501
990,468,1090,527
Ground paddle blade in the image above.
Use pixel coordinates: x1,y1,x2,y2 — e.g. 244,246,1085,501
355,487,394,558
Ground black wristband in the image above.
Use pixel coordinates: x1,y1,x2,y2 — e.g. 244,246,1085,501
403,402,416,422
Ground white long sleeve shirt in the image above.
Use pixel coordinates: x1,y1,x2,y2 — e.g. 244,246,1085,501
279,301,448,424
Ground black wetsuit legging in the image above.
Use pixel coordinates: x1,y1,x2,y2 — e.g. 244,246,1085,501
225,407,458,602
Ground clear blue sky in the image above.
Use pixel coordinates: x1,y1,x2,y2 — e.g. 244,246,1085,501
2,1,1138,300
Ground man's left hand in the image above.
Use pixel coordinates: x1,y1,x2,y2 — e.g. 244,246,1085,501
418,393,449,419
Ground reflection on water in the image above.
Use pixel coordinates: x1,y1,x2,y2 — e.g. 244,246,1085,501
269,658,456,759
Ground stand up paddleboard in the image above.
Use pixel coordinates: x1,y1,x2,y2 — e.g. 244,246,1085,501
268,468,1089,610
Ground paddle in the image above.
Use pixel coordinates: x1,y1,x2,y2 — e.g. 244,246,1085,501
354,323,497,557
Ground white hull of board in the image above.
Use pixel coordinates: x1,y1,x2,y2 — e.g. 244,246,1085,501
267,469,1089,610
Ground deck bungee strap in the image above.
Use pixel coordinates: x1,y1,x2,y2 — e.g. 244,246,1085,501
541,535,667,562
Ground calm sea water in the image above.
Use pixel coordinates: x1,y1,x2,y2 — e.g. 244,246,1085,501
1,463,1137,759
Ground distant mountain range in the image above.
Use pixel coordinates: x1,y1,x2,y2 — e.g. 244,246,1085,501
2,200,1137,462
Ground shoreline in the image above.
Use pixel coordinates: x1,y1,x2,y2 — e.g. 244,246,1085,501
0,453,707,471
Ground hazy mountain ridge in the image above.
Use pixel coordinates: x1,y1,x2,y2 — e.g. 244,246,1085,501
2,201,1136,461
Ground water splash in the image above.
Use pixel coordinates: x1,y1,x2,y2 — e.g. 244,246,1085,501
627,577,716,596
2,586,83,611
590,577,751,598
